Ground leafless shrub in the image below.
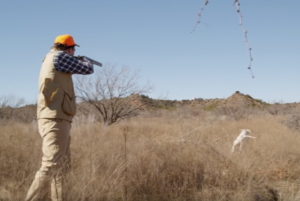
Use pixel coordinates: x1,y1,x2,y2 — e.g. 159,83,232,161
214,106,259,121
73,102,98,124
281,109,300,131
0,95,25,120
141,106,203,120
266,103,293,116
13,104,37,123
75,64,152,126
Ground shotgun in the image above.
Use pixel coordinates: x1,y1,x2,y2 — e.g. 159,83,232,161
77,55,102,67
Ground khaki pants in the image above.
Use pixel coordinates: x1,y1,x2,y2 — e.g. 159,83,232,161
25,118,71,201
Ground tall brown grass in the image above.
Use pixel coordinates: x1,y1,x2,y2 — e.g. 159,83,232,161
1,109,300,201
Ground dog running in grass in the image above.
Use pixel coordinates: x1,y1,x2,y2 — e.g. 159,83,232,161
231,129,255,153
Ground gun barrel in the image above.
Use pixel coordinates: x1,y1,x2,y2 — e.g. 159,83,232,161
81,56,102,67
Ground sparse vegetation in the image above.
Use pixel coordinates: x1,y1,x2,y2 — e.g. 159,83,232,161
2,92,300,200
203,103,218,111
0,95,25,121
245,94,253,99
139,94,176,110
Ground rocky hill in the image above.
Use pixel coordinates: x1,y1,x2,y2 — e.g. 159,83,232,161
139,91,269,110
221,91,267,108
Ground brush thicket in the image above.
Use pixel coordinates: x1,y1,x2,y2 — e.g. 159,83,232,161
1,109,300,201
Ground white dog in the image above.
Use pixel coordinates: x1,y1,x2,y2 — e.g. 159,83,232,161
231,129,255,153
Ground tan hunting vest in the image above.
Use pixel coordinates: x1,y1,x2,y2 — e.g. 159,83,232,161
37,49,76,122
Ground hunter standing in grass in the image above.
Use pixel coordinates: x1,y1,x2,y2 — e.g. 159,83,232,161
25,34,94,201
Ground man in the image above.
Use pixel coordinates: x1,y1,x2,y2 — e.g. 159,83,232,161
25,34,94,201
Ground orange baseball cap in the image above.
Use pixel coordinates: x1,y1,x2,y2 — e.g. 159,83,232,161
54,34,80,47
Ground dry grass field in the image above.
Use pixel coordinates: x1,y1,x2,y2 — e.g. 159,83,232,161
1,104,300,201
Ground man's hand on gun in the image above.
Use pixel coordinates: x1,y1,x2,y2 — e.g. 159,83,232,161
76,55,102,67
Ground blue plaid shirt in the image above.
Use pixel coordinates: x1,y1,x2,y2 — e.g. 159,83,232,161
53,51,94,74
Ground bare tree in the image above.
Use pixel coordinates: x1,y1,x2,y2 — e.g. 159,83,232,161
0,95,25,119
75,64,152,126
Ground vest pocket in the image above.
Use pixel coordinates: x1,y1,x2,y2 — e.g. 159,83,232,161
42,78,59,107
62,92,76,116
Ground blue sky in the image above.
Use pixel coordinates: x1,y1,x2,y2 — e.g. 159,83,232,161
0,1,299,104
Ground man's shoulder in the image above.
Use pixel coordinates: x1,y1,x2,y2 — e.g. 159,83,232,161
53,50,65,56
53,51,69,63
